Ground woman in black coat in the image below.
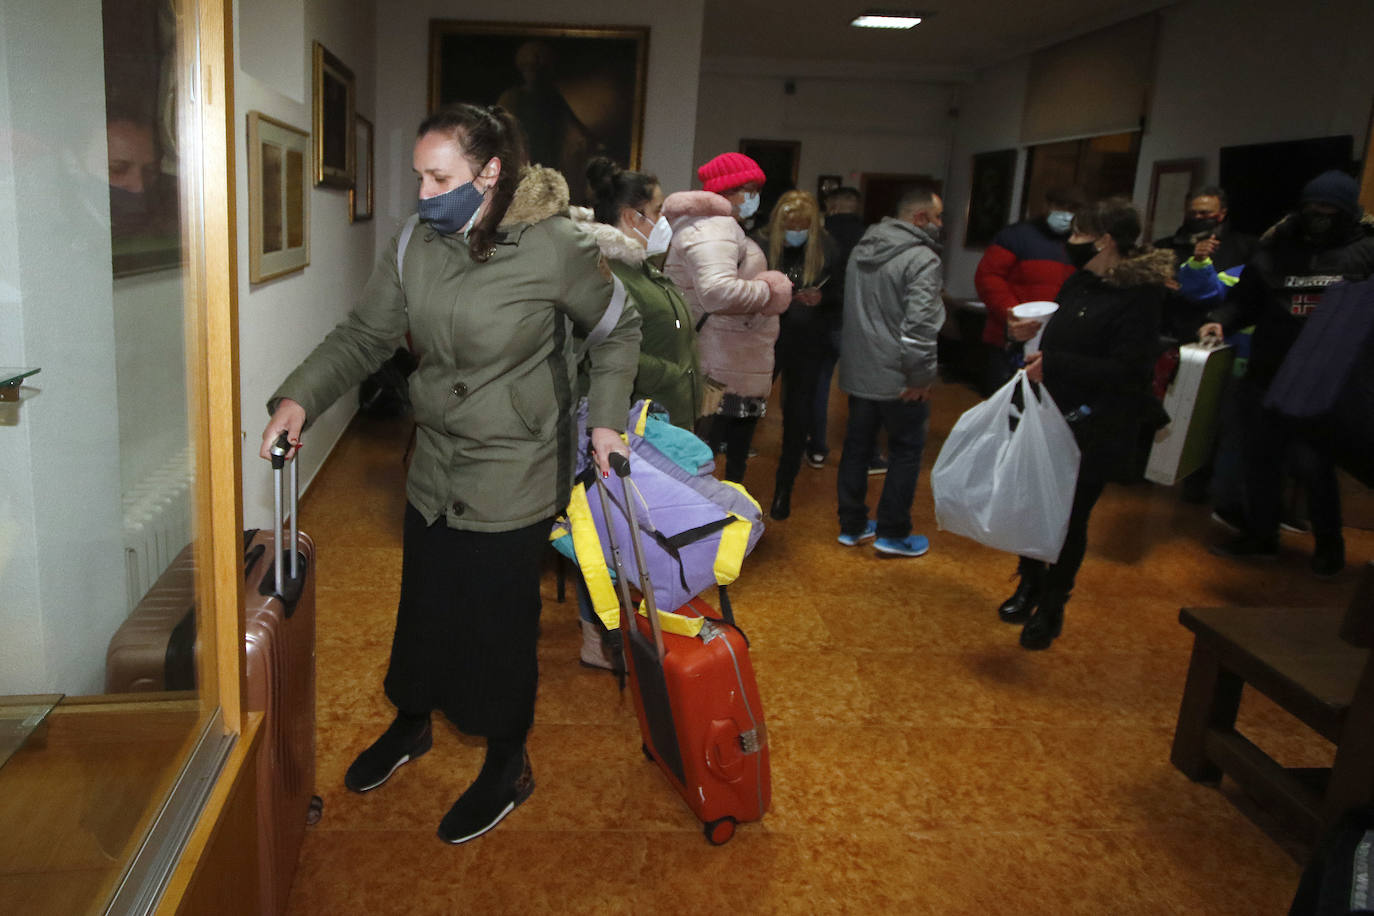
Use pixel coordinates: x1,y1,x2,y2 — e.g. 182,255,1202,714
998,197,1173,649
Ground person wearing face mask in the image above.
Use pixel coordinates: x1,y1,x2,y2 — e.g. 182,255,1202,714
577,156,701,430
753,190,841,519
1201,169,1374,577
996,198,1172,650
662,152,793,485
259,104,641,845
568,156,702,671
1153,186,1255,342
836,185,945,559
975,187,1084,396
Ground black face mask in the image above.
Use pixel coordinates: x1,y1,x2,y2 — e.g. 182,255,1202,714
1066,240,1097,270
1298,208,1347,246
1181,216,1220,239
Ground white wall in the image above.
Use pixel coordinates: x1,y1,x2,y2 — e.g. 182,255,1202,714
692,58,958,200
0,1,131,694
372,0,705,255
940,0,1374,301
235,0,379,527
941,58,1030,299
1133,0,1374,200
114,272,188,495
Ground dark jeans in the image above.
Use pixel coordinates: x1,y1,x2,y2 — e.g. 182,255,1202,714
837,395,929,539
1238,380,1342,541
1016,456,1108,606
707,414,759,484
807,327,842,456
385,504,552,740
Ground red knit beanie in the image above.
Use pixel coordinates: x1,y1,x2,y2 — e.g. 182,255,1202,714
698,152,766,194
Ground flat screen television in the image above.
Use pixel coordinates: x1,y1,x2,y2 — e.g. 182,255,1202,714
1218,135,1354,236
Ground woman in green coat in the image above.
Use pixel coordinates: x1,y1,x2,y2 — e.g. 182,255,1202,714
578,156,702,430
259,105,640,845
566,156,703,669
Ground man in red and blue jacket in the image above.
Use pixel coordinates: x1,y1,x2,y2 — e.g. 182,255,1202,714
974,187,1083,394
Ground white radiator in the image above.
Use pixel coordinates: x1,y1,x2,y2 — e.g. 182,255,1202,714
122,447,194,611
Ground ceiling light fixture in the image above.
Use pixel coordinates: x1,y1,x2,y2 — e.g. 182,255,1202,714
851,11,925,29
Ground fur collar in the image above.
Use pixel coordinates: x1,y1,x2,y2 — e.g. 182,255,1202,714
1102,247,1176,289
569,206,646,265
1261,210,1374,245
663,190,732,224
499,164,569,229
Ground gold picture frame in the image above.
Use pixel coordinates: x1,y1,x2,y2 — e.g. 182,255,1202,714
248,112,310,283
312,41,354,189
349,115,374,223
428,20,649,204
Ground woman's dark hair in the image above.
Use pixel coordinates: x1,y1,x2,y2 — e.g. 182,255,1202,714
585,156,659,227
1075,196,1143,257
417,104,528,262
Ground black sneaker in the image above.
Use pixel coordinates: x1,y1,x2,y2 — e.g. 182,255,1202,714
867,455,888,476
1208,534,1279,559
1311,536,1345,579
344,714,432,793
437,749,534,845
806,451,827,469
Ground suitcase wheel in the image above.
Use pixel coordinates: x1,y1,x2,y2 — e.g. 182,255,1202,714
703,816,737,845
306,795,323,825
641,742,655,763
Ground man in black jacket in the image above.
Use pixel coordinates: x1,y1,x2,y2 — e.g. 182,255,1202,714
1204,170,1374,576
807,187,866,467
1154,185,1255,343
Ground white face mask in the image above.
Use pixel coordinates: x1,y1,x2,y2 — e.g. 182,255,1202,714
737,192,761,220
634,213,673,256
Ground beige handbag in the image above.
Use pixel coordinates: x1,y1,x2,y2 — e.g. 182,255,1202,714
699,374,727,418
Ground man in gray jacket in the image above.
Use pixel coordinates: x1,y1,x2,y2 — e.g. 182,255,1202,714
836,185,945,556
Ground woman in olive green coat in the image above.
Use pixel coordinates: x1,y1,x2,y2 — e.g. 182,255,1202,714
566,156,702,670
577,156,702,430
259,105,640,846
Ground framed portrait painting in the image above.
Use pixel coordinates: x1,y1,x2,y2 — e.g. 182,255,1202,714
963,149,1018,249
248,112,310,283
428,20,648,205
312,41,355,189
350,115,374,223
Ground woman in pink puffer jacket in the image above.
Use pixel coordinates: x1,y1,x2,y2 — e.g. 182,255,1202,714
663,152,792,484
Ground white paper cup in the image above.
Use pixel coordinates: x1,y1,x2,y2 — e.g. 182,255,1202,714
1011,301,1058,354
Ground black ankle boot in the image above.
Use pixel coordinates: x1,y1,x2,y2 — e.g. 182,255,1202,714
437,741,534,845
344,711,432,793
1019,602,1064,650
770,483,792,520
998,576,1039,624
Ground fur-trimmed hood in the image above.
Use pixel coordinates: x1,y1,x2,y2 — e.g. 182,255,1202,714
499,164,570,229
663,190,732,225
1259,210,1374,246
568,205,646,265
1102,247,1176,289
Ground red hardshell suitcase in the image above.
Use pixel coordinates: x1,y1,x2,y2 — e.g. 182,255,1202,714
243,435,320,915
595,456,770,844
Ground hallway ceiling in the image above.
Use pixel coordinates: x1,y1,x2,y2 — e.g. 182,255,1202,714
701,0,1176,73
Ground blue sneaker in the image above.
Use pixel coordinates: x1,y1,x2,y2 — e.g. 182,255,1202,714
874,534,930,557
837,520,878,547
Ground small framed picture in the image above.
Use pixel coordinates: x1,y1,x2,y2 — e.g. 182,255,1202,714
248,112,310,283
312,41,354,189
350,115,374,223
1145,158,1204,242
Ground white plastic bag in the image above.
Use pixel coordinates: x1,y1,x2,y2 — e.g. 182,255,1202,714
931,371,1081,563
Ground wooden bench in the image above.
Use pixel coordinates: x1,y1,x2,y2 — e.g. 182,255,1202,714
1170,564,1374,844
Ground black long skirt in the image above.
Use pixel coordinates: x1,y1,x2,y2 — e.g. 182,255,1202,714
383,503,553,739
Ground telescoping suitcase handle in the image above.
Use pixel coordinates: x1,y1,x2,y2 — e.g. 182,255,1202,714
595,452,670,661
268,432,303,605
